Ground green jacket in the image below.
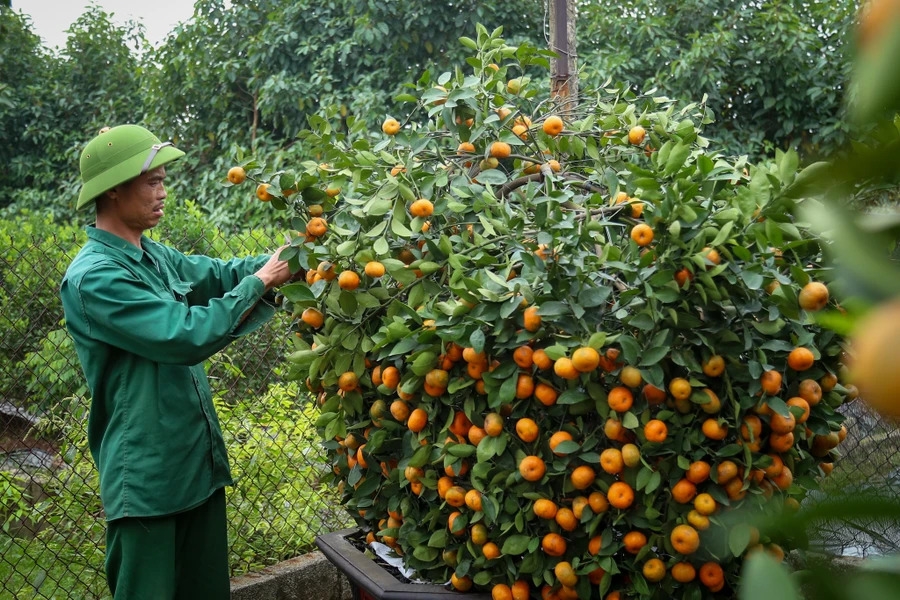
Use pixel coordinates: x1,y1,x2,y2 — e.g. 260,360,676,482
60,227,275,520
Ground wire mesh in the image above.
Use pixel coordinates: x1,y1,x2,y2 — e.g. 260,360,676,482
0,227,350,600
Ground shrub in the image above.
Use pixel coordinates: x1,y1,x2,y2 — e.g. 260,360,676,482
258,27,854,599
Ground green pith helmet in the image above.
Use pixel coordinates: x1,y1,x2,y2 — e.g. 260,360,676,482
76,124,185,210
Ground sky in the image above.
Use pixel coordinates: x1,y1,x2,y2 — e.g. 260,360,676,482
14,0,197,49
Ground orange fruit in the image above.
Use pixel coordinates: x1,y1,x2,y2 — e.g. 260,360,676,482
571,495,590,519
445,485,466,507
523,305,542,332
255,183,273,201
621,443,641,467
465,488,484,512
409,198,434,218
534,382,558,406
306,216,328,237
571,465,596,490
541,532,567,557
607,386,634,412
588,491,609,514
643,383,667,404
554,357,580,380
380,366,400,389
543,115,565,136
797,379,823,406
515,417,539,442
534,498,559,519
572,346,601,372
437,476,453,499
338,270,360,291
467,425,487,446
510,581,529,600
600,448,625,475
787,347,815,371
760,369,783,395
769,431,795,452
698,562,724,590
492,584,512,600
450,573,473,592
519,455,547,482
628,125,646,145
381,117,401,135
623,530,647,554
702,354,726,377
619,365,643,388
672,478,698,503
604,418,627,442
741,415,763,441
642,557,666,583
449,411,473,438
715,460,739,484
686,460,711,484
490,141,512,158
301,307,324,329
407,408,427,433
699,388,721,414
338,371,358,392
512,345,534,368
549,430,574,455
515,373,535,399
484,412,505,437
555,507,578,532
364,261,385,278
674,267,694,288
227,166,246,184
849,300,900,420
630,223,654,247
671,562,696,583
470,523,489,545
688,509,711,530
554,561,578,587
532,348,553,370
694,493,717,516
457,141,476,154
644,419,668,443
668,377,692,401
389,399,410,422
607,481,635,509
770,411,797,434
701,418,728,440
483,542,501,560
670,524,701,555
799,281,829,311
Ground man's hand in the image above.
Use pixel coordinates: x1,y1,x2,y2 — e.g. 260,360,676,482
253,245,294,291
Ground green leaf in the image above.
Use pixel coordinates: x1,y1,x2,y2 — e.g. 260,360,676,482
738,553,801,600
729,523,753,557
501,534,531,555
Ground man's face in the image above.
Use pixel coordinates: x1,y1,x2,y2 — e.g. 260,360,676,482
111,166,168,231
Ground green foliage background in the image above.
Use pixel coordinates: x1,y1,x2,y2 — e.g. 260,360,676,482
0,0,867,225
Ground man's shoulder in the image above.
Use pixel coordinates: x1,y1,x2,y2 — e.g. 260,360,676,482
63,242,125,286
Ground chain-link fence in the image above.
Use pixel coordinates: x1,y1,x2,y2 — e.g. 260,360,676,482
0,213,350,600
1,214,899,599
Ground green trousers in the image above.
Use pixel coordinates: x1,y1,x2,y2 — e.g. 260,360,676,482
105,488,230,600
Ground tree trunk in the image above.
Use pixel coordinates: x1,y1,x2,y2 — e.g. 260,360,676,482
549,0,578,113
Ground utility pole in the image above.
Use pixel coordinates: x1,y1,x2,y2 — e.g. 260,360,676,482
549,0,578,112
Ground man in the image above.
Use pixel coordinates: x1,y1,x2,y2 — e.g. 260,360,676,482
60,124,294,599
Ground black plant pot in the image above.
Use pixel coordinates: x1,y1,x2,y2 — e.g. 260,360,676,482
316,528,492,600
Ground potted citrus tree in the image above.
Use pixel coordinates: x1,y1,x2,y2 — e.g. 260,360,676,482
236,25,853,600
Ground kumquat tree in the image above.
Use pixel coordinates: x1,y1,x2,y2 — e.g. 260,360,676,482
233,26,854,600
